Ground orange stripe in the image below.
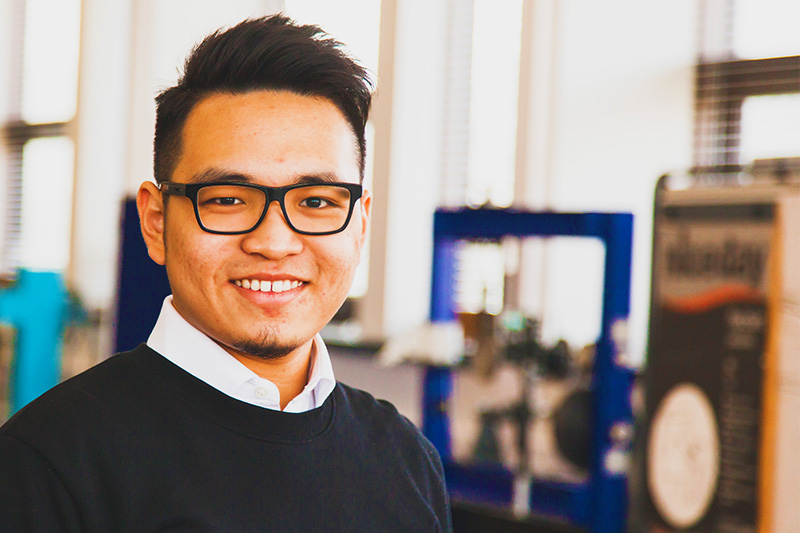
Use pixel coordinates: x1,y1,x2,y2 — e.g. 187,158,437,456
759,217,780,533
663,284,764,314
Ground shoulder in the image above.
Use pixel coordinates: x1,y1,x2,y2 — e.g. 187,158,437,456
332,383,451,528
334,382,415,433
333,382,443,470
1,345,158,442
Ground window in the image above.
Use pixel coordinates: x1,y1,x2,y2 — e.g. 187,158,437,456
733,0,800,60
740,93,800,162
467,0,523,208
444,0,525,317
1,0,81,276
694,0,800,168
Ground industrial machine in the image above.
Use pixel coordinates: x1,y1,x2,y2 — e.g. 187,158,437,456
423,207,635,532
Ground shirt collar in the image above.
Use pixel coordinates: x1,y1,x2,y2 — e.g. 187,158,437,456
146,296,336,412
302,333,336,408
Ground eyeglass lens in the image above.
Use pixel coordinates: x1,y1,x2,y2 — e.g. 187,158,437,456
196,184,354,234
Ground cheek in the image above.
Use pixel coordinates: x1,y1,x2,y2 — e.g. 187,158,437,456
314,239,362,291
164,226,226,287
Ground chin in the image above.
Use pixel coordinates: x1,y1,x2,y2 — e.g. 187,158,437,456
226,329,303,361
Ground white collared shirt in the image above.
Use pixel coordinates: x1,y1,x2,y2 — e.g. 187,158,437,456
146,296,336,413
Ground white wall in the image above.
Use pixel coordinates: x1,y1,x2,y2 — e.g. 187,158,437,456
360,0,448,342
70,0,132,308
518,0,696,364
0,0,13,265
339,0,696,421
356,0,697,368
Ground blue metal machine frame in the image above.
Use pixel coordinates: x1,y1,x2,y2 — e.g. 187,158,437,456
424,207,634,532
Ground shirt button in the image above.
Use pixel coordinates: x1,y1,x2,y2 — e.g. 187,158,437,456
255,387,269,399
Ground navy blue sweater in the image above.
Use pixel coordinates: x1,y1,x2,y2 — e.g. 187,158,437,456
0,344,451,532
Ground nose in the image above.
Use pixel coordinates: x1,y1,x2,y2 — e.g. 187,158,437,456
240,201,303,259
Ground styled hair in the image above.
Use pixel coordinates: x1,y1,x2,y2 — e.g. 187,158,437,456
153,15,373,183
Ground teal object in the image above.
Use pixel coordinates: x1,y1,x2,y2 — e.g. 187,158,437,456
0,269,68,414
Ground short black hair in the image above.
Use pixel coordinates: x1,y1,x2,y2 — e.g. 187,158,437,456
154,15,373,183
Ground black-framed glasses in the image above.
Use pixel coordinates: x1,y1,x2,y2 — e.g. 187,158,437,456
160,181,363,235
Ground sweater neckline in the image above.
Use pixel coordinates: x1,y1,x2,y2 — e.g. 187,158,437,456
130,344,336,443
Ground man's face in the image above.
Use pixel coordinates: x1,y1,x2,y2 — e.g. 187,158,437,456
139,90,370,361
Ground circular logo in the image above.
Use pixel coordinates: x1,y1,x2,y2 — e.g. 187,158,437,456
647,383,720,529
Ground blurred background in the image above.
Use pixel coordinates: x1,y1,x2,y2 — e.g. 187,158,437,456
0,0,798,531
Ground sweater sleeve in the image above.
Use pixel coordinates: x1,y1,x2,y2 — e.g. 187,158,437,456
0,435,84,532
422,435,454,533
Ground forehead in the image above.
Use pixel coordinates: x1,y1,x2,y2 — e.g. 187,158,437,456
174,90,360,185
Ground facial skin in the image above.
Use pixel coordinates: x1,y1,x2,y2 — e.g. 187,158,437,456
137,91,371,386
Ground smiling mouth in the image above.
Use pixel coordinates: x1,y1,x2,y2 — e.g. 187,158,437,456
233,279,304,293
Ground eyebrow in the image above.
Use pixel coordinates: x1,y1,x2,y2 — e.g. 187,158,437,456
295,173,343,185
189,168,347,185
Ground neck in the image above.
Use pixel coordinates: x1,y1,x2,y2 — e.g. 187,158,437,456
226,338,315,410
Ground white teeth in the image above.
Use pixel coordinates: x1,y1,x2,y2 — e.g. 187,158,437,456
236,279,302,293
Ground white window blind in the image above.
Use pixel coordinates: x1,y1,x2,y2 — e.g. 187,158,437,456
695,0,800,168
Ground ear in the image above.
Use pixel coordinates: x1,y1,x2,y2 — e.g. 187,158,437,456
136,181,166,265
357,189,372,248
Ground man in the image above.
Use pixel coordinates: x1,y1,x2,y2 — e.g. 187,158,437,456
0,15,451,531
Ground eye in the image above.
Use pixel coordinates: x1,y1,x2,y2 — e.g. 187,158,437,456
210,197,243,206
300,197,332,209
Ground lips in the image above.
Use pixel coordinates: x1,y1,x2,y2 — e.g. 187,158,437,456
233,279,304,293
